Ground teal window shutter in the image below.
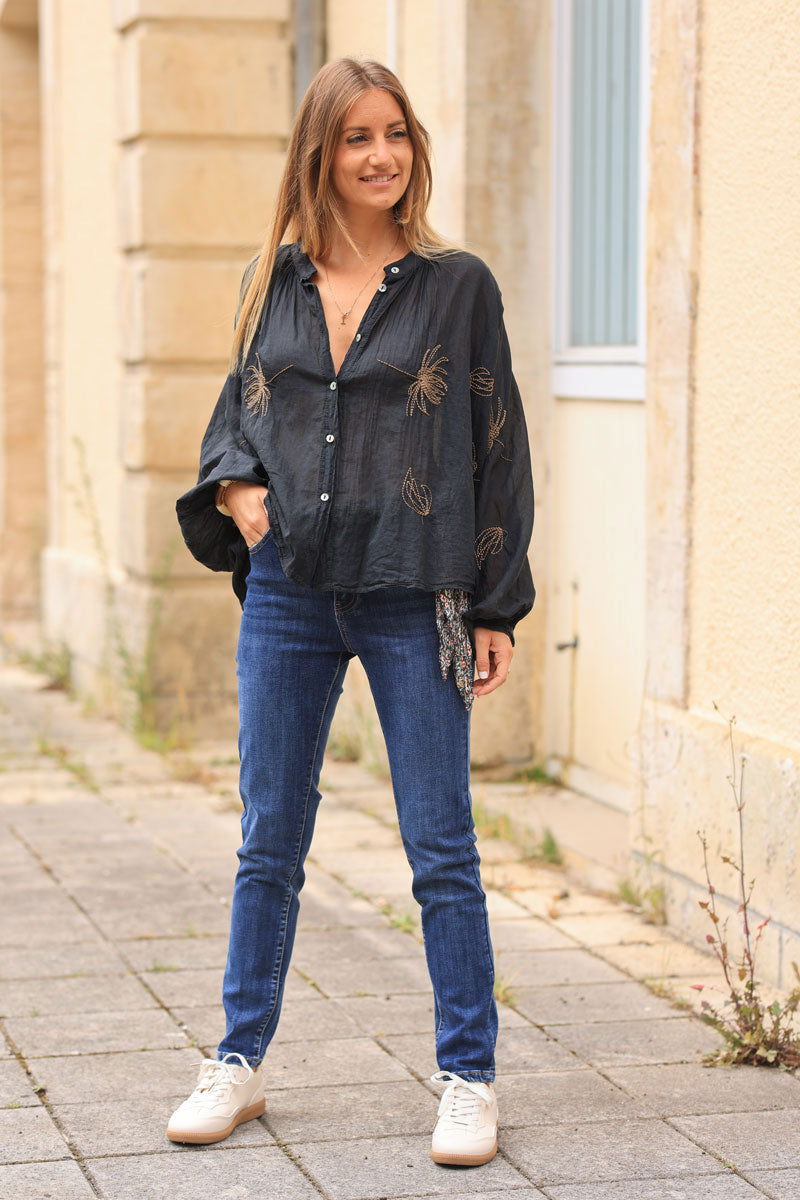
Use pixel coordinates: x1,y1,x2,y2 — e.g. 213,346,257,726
570,0,641,347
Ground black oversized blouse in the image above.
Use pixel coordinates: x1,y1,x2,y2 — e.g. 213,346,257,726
176,241,536,707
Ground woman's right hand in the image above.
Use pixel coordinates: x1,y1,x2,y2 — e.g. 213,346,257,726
223,482,270,548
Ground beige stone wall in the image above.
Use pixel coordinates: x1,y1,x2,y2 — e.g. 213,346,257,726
689,0,800,742
37,0,124,691
0,16,44,617
642,0,800,988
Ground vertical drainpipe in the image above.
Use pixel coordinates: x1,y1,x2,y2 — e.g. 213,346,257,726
293,0,326,112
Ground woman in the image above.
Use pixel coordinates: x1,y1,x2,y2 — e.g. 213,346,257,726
170,57,535,1168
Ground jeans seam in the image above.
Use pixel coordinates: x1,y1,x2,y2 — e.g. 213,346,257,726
333,604,356,654
252,651,347,1061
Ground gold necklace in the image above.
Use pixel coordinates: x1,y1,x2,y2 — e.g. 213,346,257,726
323,229,401,325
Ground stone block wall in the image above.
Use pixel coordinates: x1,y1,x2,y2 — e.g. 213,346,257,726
40,2,293,737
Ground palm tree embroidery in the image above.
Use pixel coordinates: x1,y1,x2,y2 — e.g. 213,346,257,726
474,525,506,569
379,345,449,417
243,355,293,417
470,366,494,395
402,466,432,518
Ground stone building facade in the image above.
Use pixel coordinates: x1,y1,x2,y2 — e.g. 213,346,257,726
0,0,798,986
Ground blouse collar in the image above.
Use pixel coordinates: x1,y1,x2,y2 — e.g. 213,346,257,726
289,240,421,286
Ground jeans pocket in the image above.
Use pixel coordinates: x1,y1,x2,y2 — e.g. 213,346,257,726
247,526,273,555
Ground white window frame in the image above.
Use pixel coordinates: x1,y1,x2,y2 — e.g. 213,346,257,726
550,0,650,402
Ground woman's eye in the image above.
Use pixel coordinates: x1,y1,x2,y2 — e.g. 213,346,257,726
345,130,407,145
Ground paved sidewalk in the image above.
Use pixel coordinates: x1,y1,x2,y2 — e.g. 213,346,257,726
1,663,799,1199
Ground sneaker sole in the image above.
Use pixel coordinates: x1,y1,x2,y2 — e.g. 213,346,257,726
166,1098,266,1144
430,1140,498,1166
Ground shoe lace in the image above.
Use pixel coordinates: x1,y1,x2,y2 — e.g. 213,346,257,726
430,1070,487,1128
192,1053,253,1102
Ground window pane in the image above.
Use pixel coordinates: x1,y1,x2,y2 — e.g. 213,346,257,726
569,0,641,347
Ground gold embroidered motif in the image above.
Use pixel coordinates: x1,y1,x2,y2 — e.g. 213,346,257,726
470,366,494,395
243,355,293,417
475,525,506,568
472,441,478,475
487,396,507,453
379,345,449,417
402,466,432,517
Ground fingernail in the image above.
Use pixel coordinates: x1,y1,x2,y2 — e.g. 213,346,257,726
478,670,489,679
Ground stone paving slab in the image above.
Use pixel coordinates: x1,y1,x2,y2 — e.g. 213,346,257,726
331,992,529,1038
261,1035,414,1089
0,1104,70,1163
545,1177,767,1199
4,1008,190,1058
511,886,627,919
263,1079,436,1142
486,918,577,952
87,1146,322,1199
512,980,681,1025
0,908,101,948
500,1117,724,1185
0,1160,96,1199
605,1062,800,1116
173,996,365,1052
493,1069,652,1127
300,953,434,998
549,912,678,946
485,890,533,919
288,1133,532,1199
292,925,425,962
0,1057,41,1107
138,966,224,1009
25,1047,205,1105
493,948,629,988
378,1029,586,1078
117,934,229,972
398,1192,546,1200
671,1109,800,1170
0,940,128,981
543,1016,723,1068
746,1169,800,1198
596,940,721,979
0,972,156,1018
51,1095,276,1157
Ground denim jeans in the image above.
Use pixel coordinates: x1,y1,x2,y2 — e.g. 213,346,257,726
217,527,497,1082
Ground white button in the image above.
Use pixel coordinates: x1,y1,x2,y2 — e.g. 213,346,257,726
355,333,362,342
378,283,387,292
391,266,400,274
326,434,335,443
320,492,329,502
329,381,337,390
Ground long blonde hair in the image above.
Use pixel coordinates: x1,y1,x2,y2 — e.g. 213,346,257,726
229,57,455,374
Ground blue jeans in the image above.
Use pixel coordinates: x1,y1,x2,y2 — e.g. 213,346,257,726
217,528,497,1082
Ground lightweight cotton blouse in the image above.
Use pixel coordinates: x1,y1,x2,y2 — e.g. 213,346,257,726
175,241,536,710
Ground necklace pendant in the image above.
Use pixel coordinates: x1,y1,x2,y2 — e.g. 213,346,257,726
340,312,349,325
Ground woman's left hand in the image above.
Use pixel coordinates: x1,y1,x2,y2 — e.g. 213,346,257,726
472,628,513,697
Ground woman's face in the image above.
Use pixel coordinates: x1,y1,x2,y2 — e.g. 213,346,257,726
331,88,413,221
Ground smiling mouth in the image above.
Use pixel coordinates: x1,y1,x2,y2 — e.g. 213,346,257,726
360,173,399,183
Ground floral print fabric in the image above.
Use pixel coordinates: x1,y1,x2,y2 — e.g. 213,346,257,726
435,587,475,711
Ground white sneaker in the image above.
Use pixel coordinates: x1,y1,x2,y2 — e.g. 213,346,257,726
429,1070,498,1165
166,1053,265,1144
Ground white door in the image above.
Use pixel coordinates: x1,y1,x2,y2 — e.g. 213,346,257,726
546,0,649,812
